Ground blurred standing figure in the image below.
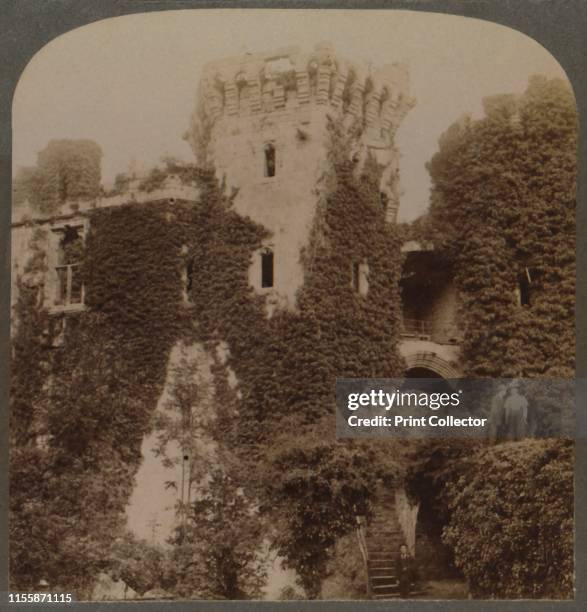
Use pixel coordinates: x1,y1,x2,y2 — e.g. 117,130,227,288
396,543,415,598
488,383,508,442
503,381,528,440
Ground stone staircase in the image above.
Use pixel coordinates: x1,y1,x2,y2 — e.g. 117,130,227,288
365,493,404,600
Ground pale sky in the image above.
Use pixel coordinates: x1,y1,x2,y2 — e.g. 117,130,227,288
12,9,568,221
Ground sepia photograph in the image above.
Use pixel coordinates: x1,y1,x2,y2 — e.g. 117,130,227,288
7,6,576,602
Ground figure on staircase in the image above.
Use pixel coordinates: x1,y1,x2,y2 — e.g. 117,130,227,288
396,543,417,598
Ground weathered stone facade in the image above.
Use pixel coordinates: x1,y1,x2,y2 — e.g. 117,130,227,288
185,43,415,309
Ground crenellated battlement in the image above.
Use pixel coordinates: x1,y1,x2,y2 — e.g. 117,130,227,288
183,43,415,309
188,43,415,150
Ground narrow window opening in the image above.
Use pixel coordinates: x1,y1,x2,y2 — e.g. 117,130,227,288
183,258,194,303
351,261,360,292
380,192,389,214
54,225,84,307
264,143,276,177
47,315,67,348
517,268,533,306
261,249,274,288
351,260,369,296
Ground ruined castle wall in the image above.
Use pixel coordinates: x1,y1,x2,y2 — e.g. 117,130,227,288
9,183,199,328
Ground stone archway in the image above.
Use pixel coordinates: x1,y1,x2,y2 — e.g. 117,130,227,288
403,350,460,379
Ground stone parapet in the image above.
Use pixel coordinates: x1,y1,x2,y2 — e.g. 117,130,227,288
11,184,200,226
187,42,415,156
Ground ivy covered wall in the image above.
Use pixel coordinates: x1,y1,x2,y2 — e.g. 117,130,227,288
425,76,576,378
10,115,406,597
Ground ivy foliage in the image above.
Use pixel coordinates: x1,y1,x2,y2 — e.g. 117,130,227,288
9,167,267,592
400,76,577,598
12,113,406,597
426,76,576,377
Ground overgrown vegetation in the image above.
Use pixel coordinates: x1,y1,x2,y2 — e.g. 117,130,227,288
249,117,406,596
407,439,574,598
10,115,406,597
9,166,266,593
425,76,576,378
403,75,577,599
12,140,102,213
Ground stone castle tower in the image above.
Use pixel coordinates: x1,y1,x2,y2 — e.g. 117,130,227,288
11,43,459,376
185,43,415,308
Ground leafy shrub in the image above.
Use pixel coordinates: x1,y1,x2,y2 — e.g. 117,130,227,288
441,439,573,599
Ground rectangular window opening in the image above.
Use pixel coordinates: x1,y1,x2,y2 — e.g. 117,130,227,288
351,261,360,292
53,225,84,308
517,267,534,307
264,143,276,177
183,258,195,303
351,260,369,296
261,250,274,288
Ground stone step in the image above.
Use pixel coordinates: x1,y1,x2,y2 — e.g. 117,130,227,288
372,583,399,592
369,550,396,555
371,575,397,584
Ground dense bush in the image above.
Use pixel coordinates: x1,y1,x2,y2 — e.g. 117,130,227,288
405,439,574,598
442,439,574,598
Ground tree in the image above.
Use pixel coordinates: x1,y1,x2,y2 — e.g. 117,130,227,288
152,345,217,516
152,345,267,599
9,313,137,595
167,470,267,599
